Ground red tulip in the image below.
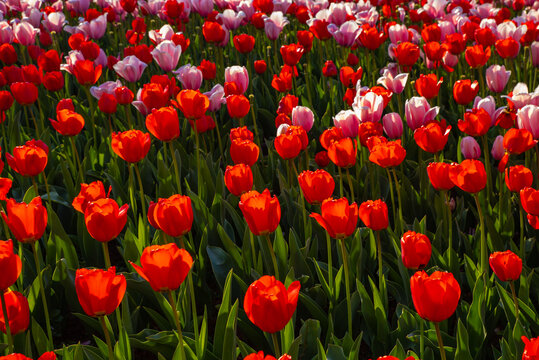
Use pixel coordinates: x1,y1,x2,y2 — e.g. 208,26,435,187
458,108,491,137
198,60,216,80
505,165,533,192
410,270,461,322
495,38,520,59
503,128,536,154
224,164,253,196
42,71,64,92
151,194,193,237
274,131,303,160
0,178,12,200
233,34,255,54
72,181,110,214
6,139,48,177
84,198,129,242
453,79,479,105
427,162,455,191
359,199,389,231
130,243,193,292
369,140,406,168
239,189,281,236
72,60,102,86
10,82,38,105
176,90,209,119
298,170,335,205
520,187,539,216
414,120,451,153
449,159,487,193
145,106,180,142
230,139,259,166
0,290,29,335
244,352,291,360
489,250,522,282
280,43,304,66
230,127,254,142
393,42,420,67
50,109,85,136
522,336,539,360
111,130,151,163
75,267,126,317
243,275,300,333
2,197,47,243
254,60,267,74
0,240,21,291
98,93,117,114
226,94,250,119
415,74,443,99
310,197,358,239
328,138,357,168
464,45,491,68
400,231,432,270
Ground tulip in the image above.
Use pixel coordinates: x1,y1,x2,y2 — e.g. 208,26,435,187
6,140,48,177
84,198,129,243
224,164,253,196
274,132,303,160
333,110,360,138
522,336,539,360
151,40,182,72
298,170,335,205
225,66,249,94
449,159,486,193
145,106,180,142
404,97,439,131
328,138,357,168
464,45,491,68
151,195,193,238
75,267,126,317
489,250,522,282
505,166,533,193
414,120,451,154
176,90,209,119
111,130,151,163
230,139,259,166
393,42,420,67
495,38,520,59
352,92,384,123
322,61,338,77
520,187,539,216
72,181,109,214
263,12,289,40
327,21,360,47
291,106,314,132
383,113,403,139
2,197,47,244
503,128,536,155
369,140,406,168
358,122,384,147
310,197,358,239
10,82,38,106
0,240,21,291
453,79,479,105
130,243,193,292
245,352,291,360
203,85,226,113
280,43,304,66
410,270,460,322
315,151,330,168
460,136,481,159
113,55,147,83
227,95,250,119
339,66,363,88
486,65,510,93
458,108,491,137
427,162,454,191
198,60,216,80
13,21,37,46
72,60,102,86
233,34,256,54
377,69,408,94
243,275,300,333
516,105,539,139
491,135,505,160
175,64,203,90
254,60,267,74
98,93,117,114
359,199,389,231
0,290,30,335
0,178,12,200
415,74,443,99
239,189,281,236
400,231,432,269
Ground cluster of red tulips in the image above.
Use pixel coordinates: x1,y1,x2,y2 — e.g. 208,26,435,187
0,0,537,359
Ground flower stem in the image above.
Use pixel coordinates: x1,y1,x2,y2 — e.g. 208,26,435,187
386,168,396,230
271,332,280,357
392,169,404,234
473,193,487,275
0,290,14,354
346,168,354,201
510,280,519,318
70,137,84,183
326,232,334,306
481,135,492,204
31,176,39,197
265,233,280,279
445,191,453,270
376,230,383,293
194,123,201,195
102,242,111,269
178,237,199,341
168,290,186,360
133,163,147,226
519,207,526,262
31,242,53,350
168,142,182,194
339,237,352,335
419,319,424,360
435,322,446,360
99,315,115,360
338,167,344,197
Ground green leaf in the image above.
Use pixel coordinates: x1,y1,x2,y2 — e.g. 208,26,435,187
455,319,473,360
213,269,234,358
222,300,239,360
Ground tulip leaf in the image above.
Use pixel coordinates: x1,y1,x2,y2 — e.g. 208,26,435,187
206,246,234,289
195,306,208,359
221,299,239,360
347,332,363,360
389,339,406,358
47,205,79,268
213,269,234,358
31,317,49,355
312,259,332,298
455,319,473,360
317,338,328,360
466,275,486,356
326,344,346,360
216,223,243,270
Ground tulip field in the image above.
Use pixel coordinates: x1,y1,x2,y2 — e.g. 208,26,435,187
0,0,539,359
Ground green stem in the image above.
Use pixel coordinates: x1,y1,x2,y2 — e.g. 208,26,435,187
31,176,39,197
271,332,280,357
178,237,199,341
519,207,525,262
386,168,396,230
419,319,425,360
168,142,182,194
376,230,383,292
42,173,52,208
326,232,334,307
338,167,344,197
250,232,257,270
168,290,186,360
70,137,84,183
31,242,53,350
82,86,97,148
435,322,447,360
212,113,224,161
0,290,14,354
473,193,487,275
102,242,111,269
346,168,354,201
445,191,453,270
265,233,280,279
340,238,352,335
194,123,201,195
482,135,492,204
392,169,404,234
99,316,114,360
510,280,519,318
133,164,147,225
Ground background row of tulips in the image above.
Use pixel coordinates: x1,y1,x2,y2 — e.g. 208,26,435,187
0,0,537,359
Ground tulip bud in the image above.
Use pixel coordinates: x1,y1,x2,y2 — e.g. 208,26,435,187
461,136,481,159
383,113,403,139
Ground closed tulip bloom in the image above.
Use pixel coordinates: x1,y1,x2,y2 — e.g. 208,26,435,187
369,140,406,168
145,106,180,142
458,108,491,137
111,130,151,163
460,136,481,159
298,170,335,205
243,275,300,333
310,197,358,239
151,40,182,72
333,110,360,138
522,336,539,360
322,61,338,77
0,240,22,291
234,34,255,54
520,187,539,216
280,43,304,66
0,178,12,201
393,42,420,67
50,109,85,136
73,60,102,86
401,231,432,270
274,132,303,160
225,66,249,94
315,151,330,168
453,80,479,105
486,65,510,93
113,55,147,83
130,243,193,292
503,128,536,154
42,71,64,92
254,60,267,74
291,106,314,132
224,164,253,196
414,120,451,153
176,90,209,119
328,138,357,168
491,135,505,160
517,105,539,139
2,197,47,243
505,165,533,192
0,290,29,335
72,181,109,214
10,82,38,105
227,95,250,119
230,139,259,166
176,64,203,90
495,38,520,59
6,139,48,177
359,199,389,231
239,189,281,236
153,195,193,237
0,354,32,360
427,162,455,191
464,45,491,68
415,74,443,100
489,250,522,282
84,198,129,242
0,91,14,112
404,96,440,131
75,267,126,317
98,93,117,114
449,159,487,193
383,113,403,139
411,270,460,322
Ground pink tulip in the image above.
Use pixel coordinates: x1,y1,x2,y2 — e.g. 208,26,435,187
353,92,385,123
486,65,511,93
225,66,249,94
263,12,289,41
327,21,360,47
517,104,539,139
67,0,91,13
149,24,175,44
292,106,314,132
473,96,497,126
388,24,409,44
0,22,14,44
532,42,539,68
377,69,408,94
328,3,351,26
151,40,182,72
113,55,148,83
443,51,458,68
42,11,66,33
333,110,360,138
13,21,37,46
461,136,481,159
204,84,226,112
192,0,214,16
90,81,123,100
383,113,403,139
509,83,539,109
405,97,440,130
218,9,245,31
491,135,505,160
175,64,203,90
81,14,107,40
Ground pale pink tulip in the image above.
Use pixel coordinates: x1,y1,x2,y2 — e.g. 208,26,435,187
13,21,37,46
225,66,249,94
327,21,360,47
353,92,385,123
151,40,182,72
377,69,408,94
517,104,539,139
333,110,360,138
113,55,148,82
486,65,510,93
491,135,505,160
292,106,314,132
175,64,203,90
383,113,403,139
204,84,226,112
461,136,481,159
405,96,440,130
